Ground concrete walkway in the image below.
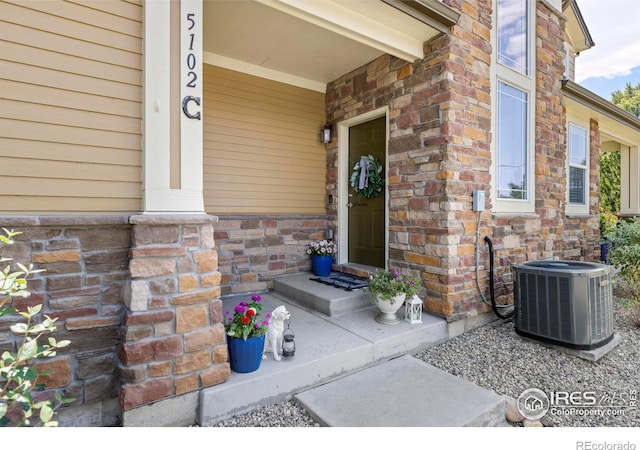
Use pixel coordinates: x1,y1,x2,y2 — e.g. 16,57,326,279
296,355,506,427
199,272,506,427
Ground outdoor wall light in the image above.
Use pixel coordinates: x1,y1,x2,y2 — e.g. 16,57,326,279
405,295,423,324
321,124,332,144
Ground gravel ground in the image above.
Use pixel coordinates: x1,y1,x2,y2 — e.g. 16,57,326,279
211,297,639,428
417,300,639,427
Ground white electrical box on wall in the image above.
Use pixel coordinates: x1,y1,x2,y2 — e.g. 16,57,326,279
473,190,485,212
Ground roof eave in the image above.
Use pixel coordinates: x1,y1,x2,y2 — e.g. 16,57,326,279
562,79,640,130
562,0,595,52
381,0,460,34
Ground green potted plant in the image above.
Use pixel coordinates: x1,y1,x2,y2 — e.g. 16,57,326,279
365,269,420,324
307,239,337,277
224,295,270,373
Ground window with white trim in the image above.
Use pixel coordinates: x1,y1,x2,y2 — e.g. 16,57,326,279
492,0,536,213
497,82,528,200
567,123,589,214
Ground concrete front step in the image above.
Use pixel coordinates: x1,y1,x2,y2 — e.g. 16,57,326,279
198,273,507,427
295,355,506,427
273,271,373,316
199,287,450,425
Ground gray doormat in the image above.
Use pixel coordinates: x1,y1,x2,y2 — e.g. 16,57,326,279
310,273,369,291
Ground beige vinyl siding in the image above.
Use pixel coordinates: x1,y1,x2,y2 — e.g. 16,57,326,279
0,0,142,214
564,42,576,81
203,65,327,214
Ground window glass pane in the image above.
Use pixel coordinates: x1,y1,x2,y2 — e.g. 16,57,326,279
569,167,585,204
498,0,528,75
569,125,587,166
497,82,528,199
568,124,587,206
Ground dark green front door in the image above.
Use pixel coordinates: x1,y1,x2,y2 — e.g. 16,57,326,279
347,117,385,268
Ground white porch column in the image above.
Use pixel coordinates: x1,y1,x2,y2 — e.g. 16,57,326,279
620,145,640,216
142,0,204,213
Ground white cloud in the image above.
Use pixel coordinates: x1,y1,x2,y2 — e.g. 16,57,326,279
573,0,640,82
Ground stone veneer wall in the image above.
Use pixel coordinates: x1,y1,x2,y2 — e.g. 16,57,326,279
214,215,328,297
486,2,600,307
0,216,131,426
0,214,226,426
119,215,226,419
325,0,600,321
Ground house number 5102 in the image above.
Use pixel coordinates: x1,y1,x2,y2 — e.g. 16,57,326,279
182,11,201,120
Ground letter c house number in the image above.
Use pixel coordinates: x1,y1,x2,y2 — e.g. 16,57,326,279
182,11,201,120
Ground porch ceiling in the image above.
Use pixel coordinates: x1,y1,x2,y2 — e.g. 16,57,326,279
202,0,455,92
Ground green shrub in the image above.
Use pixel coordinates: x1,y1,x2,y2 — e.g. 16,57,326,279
605,218,640,287
0,228,73,426
605,218,640,326
599,151,621,215
599,211,619,239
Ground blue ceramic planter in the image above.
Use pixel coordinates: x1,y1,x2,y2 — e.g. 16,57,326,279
227,334,265,373
311,255,333,277
600,242,611,263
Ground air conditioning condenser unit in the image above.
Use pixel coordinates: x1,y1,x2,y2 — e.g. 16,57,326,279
513,260,614,350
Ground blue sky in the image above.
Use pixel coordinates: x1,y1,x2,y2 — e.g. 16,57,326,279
573,0,640,101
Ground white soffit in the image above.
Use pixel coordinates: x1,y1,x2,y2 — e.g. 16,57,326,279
202,0,443,91
564,1,594,54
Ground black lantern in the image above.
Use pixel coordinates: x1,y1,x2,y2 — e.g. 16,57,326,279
281,322,295,357
321,125,332,144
